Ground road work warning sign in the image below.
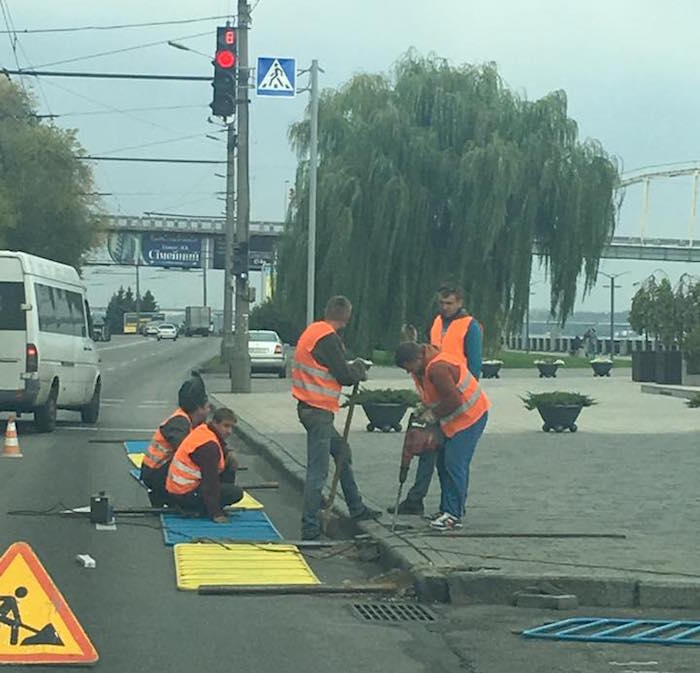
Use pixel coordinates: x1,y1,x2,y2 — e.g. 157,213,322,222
0,542,98,665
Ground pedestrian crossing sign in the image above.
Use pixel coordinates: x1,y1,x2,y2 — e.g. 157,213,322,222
256,57,296,98
0,542,98,665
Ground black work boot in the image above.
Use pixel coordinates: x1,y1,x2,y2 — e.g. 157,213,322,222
387,499,424,515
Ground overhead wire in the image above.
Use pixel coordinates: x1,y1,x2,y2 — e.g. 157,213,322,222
1,0,53,115
96,130,224,156
0,0,25,91
0,14,236,34
33,29,211,69
53,104,207,117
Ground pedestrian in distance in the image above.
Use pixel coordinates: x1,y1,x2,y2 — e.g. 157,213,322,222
395,340,490,531
140,375,210,507
165,407,243,523
389,282,485,517
292,295,382,540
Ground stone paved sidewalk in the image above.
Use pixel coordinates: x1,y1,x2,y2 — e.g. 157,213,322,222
209,365,700,605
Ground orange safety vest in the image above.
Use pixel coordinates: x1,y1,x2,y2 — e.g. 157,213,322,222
291,321,343,413
142,407,191,470
430,314,474,357
420,352,490,438
165,423,225,496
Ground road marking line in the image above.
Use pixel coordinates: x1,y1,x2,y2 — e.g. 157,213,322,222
97,341,153,352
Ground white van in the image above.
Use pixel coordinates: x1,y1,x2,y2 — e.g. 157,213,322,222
0,251,101,432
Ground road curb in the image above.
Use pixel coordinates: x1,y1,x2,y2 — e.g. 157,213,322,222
219,399,700,609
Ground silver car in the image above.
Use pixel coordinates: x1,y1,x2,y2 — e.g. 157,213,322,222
249,330,287,378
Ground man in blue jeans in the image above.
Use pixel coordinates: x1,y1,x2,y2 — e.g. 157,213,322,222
292,296,382,540
389,282,484,517
395,341,490,531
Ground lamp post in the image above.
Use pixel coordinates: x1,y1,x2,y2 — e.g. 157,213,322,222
599,271,627,359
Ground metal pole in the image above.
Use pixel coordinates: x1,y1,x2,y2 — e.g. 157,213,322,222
610,280,614,359
306,59,319,325
202,238,208,306
690,172,698,246
135,259,141,334
230,0,251,393
221,123,236,362
641,177,650,242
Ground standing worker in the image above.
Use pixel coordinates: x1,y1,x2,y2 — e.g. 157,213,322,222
389,282,484,516
395,341,490,531
140,375,209,506
292,295,382,540
165,407,243,522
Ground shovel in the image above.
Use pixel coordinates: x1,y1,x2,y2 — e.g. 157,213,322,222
319,381,359,533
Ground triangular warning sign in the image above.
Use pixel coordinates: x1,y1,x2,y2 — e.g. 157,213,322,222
0,542,98,665
258,58,294,91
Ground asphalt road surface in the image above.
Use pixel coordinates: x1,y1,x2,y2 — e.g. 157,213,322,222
1,335,698,672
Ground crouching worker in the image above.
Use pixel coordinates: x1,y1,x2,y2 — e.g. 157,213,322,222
165,407,243,523
140,377,209,506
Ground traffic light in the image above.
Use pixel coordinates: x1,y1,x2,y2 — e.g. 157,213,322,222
210,26,237,118
232,242,249,278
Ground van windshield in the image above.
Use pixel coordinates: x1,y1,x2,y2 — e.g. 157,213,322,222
0,281,26,331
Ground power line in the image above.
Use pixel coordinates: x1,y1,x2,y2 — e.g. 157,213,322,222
97,131,224,156
0,14,234,34
3,68,210,81
0,0,25,91
49,104,207,117
34,30,211,69
80,156,225,164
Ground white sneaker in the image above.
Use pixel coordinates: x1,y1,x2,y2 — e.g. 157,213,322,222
429,512,463,531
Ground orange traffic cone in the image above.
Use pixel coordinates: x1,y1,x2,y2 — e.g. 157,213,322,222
2,415,22,458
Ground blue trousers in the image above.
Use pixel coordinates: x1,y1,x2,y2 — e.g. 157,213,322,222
437,412,488,518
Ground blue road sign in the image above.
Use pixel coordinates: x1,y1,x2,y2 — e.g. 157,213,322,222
256,57,296,98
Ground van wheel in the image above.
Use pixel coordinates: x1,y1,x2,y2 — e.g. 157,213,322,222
81,380,101,424
34,384,58,433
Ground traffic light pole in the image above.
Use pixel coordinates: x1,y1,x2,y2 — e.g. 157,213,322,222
229,0,251,393
221,121,236,363
306,59,320,325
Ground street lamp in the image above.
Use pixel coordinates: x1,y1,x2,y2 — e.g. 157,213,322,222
599,270,628,359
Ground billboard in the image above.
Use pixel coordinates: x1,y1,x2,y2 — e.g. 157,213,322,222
87,232,202,268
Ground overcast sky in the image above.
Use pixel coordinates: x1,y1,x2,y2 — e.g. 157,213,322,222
2,1,699,314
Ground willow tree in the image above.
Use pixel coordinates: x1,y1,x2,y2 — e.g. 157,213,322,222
276,53,619,353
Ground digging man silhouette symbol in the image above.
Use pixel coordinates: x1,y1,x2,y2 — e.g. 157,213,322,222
0,587,63,646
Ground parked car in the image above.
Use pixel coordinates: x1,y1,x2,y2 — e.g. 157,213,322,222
249,330,287,378
0,250,101,432
143,322,161,337
157,323,178,341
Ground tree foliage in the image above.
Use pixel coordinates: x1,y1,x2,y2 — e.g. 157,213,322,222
275,54,620,354
0,78,99,268
105,286,159,334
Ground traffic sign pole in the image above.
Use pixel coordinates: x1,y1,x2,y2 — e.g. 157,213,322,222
306,59,319,325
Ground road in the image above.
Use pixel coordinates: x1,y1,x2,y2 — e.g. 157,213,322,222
1,336,698,672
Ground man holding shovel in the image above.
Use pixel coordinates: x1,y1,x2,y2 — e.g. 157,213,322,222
292,295,382,540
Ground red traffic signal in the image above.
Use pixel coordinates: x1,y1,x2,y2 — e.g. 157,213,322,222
215,50,235,68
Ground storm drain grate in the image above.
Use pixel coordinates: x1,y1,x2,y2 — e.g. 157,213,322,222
352,602,436,623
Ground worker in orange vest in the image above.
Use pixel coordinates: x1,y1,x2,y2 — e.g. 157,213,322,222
395,340,490,531
389,283,484,517
140,375,209,506
292,295,382,540
165,407,242,522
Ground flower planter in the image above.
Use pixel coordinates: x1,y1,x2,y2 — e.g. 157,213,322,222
481,361,502,379
631,351,655,382
590,360,613,377
536,363,560,378
362,403,408,433
537,404,583,433
655,351,682,385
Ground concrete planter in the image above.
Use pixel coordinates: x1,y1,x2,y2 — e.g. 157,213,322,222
481,361,502,379
536,363,560,378
537,404,583,433
591,360,613,377
362,403,407,433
